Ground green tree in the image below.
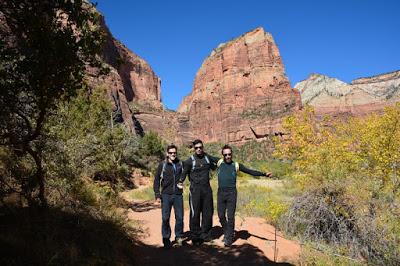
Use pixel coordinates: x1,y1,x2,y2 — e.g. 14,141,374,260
0,0,104,206
45,87,144,188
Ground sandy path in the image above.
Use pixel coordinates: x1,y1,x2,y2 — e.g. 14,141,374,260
125,199,300,265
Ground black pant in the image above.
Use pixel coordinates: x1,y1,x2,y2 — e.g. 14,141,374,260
217,187,237,244
189,184,213,241
161,194,184,240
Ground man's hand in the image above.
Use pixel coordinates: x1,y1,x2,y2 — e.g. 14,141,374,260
264,172,273,178
155,198,161,205
177,182,183,189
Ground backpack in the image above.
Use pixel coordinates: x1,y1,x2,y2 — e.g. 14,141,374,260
217,158,239,175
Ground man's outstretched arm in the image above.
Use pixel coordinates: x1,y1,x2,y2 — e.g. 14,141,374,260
239,163,272,177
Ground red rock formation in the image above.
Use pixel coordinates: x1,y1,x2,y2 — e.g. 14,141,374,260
88,15,168,137
177,27,302,144
135,110,183,144
295,71,400,117
112,40,162,109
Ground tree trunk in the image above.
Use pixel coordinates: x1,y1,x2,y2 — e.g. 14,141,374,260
26,145,47,207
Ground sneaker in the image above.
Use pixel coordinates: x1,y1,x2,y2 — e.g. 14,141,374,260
224,242,232,247
175,237,183,247
203,237,213,243
163,238,171,249
202,234,213,243
203,239,215,246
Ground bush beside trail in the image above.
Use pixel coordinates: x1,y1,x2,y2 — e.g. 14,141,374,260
274,104,400,265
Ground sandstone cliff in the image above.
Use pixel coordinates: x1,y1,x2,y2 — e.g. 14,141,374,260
295,71,400,116
87,16,183,142
177,27,302,144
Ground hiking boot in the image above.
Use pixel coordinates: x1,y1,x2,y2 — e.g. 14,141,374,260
163,238,171,249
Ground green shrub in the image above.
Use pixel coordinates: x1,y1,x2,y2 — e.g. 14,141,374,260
138,131,166,171
299,244,364,266
236,183,289,224
45,87,167,187
126,186,155,201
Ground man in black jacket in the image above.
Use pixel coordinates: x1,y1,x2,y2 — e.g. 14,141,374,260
178,139,219,245
153,144,184,248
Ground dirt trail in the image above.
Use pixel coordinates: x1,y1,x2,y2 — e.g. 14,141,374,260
125,198,300,266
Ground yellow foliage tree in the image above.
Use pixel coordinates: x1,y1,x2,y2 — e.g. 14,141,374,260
274,103,400,263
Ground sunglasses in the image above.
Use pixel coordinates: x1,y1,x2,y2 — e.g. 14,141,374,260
194,146,203,150
168,152,177,154
223,153,232,157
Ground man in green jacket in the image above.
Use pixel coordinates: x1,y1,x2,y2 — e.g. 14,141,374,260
217,144,272,247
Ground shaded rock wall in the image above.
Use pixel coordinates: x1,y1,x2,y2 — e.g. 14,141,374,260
87,16,181,142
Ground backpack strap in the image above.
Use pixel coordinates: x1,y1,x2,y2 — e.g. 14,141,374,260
217,158,224,168
191,155,211,172
191,155,196,171
234,162,239,173
160,161,167,181
205,155,210,164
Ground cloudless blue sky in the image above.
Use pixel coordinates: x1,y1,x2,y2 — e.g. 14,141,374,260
95,0,400,110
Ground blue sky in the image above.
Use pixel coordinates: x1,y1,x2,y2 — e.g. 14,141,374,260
95,0,400,110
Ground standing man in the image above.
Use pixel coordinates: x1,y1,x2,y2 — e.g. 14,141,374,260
178,139,219,245
217,144,272,247
153,144,184,248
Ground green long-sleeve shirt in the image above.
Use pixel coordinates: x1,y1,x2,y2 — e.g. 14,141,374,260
218,161,265,188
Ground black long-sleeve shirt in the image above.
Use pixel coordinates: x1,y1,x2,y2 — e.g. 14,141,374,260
153,159,183,199
179,153,219,185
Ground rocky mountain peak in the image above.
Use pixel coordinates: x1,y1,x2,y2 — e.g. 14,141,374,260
295,70,400,116
177,27,301,144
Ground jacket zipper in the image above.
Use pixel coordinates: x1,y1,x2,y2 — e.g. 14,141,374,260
173,163,175,193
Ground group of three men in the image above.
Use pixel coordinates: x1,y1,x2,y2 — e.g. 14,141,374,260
153,139,272,248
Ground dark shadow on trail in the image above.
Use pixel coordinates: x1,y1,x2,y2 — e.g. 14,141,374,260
134,242,294,266
211,225,224,240
130,200,160,212
0,206,142,265
1,207,295,266
234,229,274,243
